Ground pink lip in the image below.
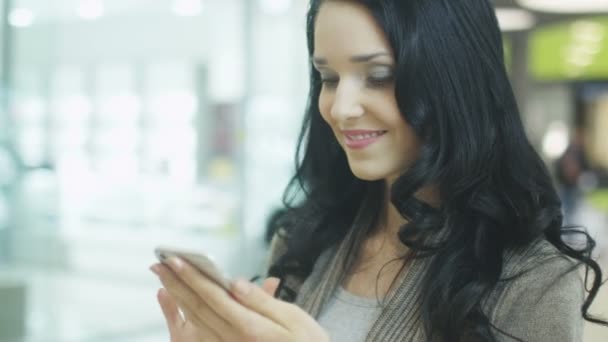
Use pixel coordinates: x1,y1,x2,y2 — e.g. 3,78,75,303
341,130,387,149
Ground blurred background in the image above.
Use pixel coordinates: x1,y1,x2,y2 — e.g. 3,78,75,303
0,0,606,341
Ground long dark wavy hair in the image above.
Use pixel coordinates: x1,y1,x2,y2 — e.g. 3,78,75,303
266,0,607,340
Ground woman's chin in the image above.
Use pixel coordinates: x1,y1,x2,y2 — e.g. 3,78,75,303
350,168,386,182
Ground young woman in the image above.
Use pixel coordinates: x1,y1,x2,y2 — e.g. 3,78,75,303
150,0,607,341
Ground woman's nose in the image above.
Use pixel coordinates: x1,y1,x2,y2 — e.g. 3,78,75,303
330,81,364,120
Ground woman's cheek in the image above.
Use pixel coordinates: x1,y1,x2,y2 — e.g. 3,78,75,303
318,94,331,123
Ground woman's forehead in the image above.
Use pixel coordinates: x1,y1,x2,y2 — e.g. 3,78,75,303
313,1,393,58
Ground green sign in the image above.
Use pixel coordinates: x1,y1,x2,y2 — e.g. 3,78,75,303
530,17,608,80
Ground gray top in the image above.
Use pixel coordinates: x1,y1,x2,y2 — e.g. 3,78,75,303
317,286,383,342
268,231,585,342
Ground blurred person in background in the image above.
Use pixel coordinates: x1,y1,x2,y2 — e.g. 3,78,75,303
555,127,591,224
150,0,608,341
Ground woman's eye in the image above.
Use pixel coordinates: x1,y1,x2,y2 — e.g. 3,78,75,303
366,74,394,88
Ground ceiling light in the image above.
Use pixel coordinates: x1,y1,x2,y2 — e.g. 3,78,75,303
495,8,536,31
172,0,203,17
8,8,35,28
518,0,608,14
77,0,105,20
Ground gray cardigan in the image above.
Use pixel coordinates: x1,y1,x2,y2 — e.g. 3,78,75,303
267,228,584,341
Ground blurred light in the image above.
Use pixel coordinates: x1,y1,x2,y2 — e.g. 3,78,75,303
76,0,105,20
53,128,87,150
96,156,139,179
562,21,604,76
147,128,196,161
56,95,92,120
100,94,141,121
9,8,35,28
518,0,608,13
542,121,569,159
495,8,535,31
95,128,138,153
565,64,585,77
568,44,601,55
570,21,605,43
259,0,292,15
151,91,198,122
14,97,45,123
172,0,203,16
566,54,593,67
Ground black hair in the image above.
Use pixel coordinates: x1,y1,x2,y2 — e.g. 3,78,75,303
267,0,607,340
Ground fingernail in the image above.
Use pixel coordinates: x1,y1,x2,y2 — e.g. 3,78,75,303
157,288,166,299
150,265,160,275
169,257,183,270
232,279,251,297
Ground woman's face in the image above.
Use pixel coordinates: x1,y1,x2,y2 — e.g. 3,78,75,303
314,1,420,183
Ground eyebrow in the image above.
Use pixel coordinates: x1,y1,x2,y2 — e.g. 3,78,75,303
312,52,391,65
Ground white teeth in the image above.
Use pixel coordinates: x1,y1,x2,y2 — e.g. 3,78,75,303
347,131,384,141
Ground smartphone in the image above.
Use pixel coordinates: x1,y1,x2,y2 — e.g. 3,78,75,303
154,246,231,291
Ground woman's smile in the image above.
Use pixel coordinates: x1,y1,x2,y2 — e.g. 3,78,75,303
341,129,388,149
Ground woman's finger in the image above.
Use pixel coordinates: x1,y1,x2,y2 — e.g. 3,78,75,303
163,258,284,339
157,288,222,342
262,277,281,297
172,297,223,342
157,288,184,335
230,279,301,329
153,263,237,339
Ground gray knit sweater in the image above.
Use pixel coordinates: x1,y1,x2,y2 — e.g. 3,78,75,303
267,229,584,341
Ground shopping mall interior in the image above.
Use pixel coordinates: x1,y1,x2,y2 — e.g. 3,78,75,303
0,0,607,341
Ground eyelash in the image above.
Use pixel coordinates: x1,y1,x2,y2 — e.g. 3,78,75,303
320,75,394,89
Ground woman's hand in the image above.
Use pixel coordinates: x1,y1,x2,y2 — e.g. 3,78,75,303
154,278,283,342
151,258,330,342
156,288,208,342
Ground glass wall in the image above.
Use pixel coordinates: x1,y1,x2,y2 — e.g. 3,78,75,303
4,0,309,276
1,1,308,340
7,0,241,275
